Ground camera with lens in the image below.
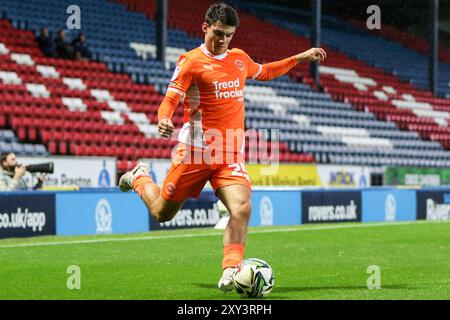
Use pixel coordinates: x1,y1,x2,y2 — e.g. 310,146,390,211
24,162,54,174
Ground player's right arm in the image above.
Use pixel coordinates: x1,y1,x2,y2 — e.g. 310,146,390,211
157,54,195,139
157,92,179,139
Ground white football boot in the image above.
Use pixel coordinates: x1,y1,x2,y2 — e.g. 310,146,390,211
218,267,235,292
118,162,150,192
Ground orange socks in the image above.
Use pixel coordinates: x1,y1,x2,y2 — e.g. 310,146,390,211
222,243,245,270
132,176,153,197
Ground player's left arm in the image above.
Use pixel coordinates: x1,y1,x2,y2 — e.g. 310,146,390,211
248,47,326,81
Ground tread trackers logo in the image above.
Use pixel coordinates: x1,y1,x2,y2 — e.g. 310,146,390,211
212,77,243,99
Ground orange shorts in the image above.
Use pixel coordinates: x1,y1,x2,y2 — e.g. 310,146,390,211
161,144,252,202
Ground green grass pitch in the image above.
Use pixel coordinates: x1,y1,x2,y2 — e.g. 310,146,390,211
0,220,449,300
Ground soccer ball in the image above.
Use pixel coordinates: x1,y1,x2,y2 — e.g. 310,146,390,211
232,258,274,298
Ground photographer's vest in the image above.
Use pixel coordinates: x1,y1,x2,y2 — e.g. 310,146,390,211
0,169,28,191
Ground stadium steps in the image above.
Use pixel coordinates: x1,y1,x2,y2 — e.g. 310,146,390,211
112,0,450,167
0,18,314,169
230,0,450,98
2,0,450,166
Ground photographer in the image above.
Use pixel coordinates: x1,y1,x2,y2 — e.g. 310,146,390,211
0,152,46,191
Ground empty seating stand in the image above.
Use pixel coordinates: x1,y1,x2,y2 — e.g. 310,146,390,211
113,0,450,167
0,2,314,173
1,0,450,169
0,129,48,156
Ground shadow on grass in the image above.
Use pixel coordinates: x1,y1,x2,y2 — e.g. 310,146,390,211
193,283,416,292
274,284,416,293
194,283,225,290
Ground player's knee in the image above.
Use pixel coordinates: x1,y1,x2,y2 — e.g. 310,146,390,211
242,200,252,218
152,208,177,222
153,206,179,223
151,198,183,222
156,213,173,223
230,198,252,219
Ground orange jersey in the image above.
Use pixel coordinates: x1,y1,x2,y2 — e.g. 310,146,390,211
161,44,298,157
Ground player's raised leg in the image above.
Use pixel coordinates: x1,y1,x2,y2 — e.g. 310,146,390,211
119,162,184,222
216,184,252,291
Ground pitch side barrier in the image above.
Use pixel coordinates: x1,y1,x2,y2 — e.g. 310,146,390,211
0,187,449,239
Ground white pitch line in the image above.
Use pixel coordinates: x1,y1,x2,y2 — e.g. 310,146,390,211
0,220,440,249
0,220,432,249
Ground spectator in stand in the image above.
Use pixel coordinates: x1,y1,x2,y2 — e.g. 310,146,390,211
0,152,45,191
55,29,74,59
72,33,92,60
36,27,55,57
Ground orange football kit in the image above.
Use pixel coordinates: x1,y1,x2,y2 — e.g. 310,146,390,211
156,44,298,201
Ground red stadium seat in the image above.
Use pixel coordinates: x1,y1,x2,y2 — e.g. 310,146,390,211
117,160,128,172
48,141,57,154
59,142,68,155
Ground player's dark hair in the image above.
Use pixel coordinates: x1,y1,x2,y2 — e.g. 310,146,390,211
205,3,240,28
